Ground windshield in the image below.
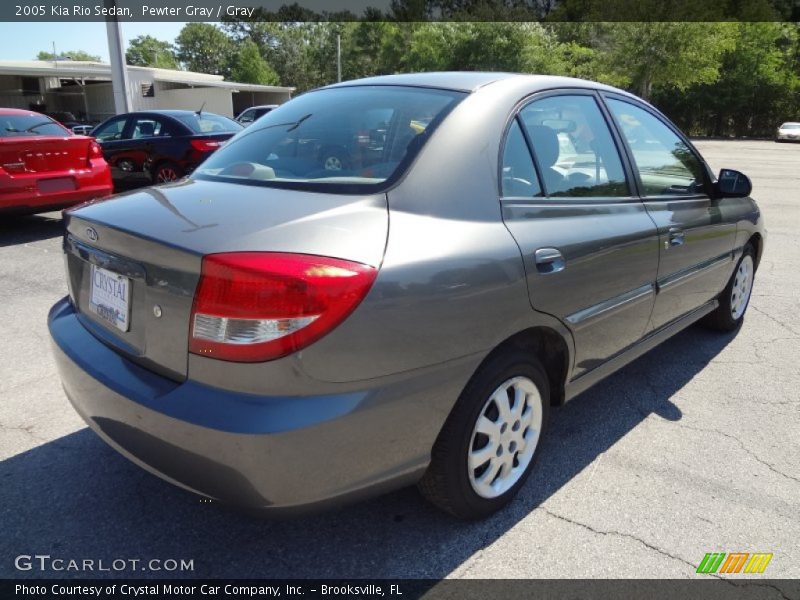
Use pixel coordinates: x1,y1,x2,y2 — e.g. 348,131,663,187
780,123,800,130
0,114,67,137
194,86,466,192
176,112,242,134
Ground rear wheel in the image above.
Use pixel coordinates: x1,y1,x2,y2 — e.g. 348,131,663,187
153,161,184,183
702,243,756,331
418,351,550,519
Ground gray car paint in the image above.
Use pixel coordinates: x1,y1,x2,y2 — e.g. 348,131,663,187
51,72,765,512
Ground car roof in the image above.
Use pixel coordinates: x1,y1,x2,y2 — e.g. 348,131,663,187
322,71,626,95
780,121,800,125
122,110,226,118
245,105,278,110
0,108,51,117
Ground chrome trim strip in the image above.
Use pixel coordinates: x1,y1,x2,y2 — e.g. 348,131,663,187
565,283,655,328
658,252,732,291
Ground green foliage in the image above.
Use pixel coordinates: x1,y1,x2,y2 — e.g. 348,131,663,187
36,49,100,62
176,23,234,77
169,18,800,137
125,35,178,69
231,40,280,85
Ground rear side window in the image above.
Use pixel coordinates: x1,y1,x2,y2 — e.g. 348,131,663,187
176,113,242,134
501,120,542,197
606,99,707,197
519,95,629,198
0,114,67,137
194,86,466,193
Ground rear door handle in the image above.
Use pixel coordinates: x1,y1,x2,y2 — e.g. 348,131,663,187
534,248,565,274
667,227,685,247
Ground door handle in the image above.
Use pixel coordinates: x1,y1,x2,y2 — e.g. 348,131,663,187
667,227,685,248
534,248,565,274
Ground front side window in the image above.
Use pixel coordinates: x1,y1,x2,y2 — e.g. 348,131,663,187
518,95,629,198
606,99,707,197
0,114,67,137
93,117,127,142
194,86,466,192
501,119,542,197
238,110,255,124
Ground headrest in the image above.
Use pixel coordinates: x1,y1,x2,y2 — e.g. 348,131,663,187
527,125,559,168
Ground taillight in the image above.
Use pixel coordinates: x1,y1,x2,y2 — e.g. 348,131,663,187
87,141,102,164
189,253,377,362
190,138,222,152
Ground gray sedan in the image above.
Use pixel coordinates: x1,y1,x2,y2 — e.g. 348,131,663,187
49,72,764,519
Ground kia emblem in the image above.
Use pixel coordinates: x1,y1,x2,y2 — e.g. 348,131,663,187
86,227,98,242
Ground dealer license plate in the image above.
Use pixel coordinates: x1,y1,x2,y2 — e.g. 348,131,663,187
89,264,130,332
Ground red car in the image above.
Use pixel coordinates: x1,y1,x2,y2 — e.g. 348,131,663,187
0,108,112,215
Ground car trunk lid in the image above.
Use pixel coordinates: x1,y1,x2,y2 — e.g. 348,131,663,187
63,178,388,381
0,135,92,175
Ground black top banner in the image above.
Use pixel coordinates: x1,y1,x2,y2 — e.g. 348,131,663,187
2,0,799,22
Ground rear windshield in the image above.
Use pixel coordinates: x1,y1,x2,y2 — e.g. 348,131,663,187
0,114,67,137
176,113,242,134
781,123,800,129
193,85,466,193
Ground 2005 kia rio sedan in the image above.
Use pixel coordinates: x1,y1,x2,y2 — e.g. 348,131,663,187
49,73,764,519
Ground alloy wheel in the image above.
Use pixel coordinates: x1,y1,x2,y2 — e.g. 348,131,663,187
467,376,543,499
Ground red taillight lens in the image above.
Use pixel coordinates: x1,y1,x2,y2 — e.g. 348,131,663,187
189,253,377,362
190,138,222,152
87,141,102,163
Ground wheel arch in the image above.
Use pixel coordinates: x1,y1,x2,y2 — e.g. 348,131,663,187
476,327,571,407
747,232,764,269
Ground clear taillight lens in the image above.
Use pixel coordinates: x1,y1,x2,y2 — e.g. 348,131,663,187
189,252,377,362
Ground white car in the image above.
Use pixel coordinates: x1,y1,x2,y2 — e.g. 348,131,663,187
776,121,800,142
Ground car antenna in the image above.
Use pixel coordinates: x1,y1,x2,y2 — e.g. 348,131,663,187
196,101,206,116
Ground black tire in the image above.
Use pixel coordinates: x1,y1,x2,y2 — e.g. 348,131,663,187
702,243,756,332
152,161,184,183
418,350,551,520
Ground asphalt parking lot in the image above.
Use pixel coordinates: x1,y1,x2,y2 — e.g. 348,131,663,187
0,140,798,581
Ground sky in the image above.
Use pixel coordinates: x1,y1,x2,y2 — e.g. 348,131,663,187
0,22,188,62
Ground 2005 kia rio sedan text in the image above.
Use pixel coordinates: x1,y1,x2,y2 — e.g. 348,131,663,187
49,73,764,519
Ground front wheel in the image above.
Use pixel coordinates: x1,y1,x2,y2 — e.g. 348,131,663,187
702,243,756,331
418,351,550,519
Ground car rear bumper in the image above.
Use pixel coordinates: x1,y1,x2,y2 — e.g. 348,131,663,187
48,297,474,514
0,167,112,214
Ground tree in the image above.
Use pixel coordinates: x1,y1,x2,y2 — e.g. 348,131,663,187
231,40,280,85
596,23,737,100
175,23,234,76
36,49,100,61
126,35,178,69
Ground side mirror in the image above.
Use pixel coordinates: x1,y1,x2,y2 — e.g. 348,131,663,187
716,168,752,198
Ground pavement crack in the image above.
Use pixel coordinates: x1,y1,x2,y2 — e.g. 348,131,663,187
750,305,800,338
541,508,697,570
675,423,800,485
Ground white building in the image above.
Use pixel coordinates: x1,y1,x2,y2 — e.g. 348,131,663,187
0,60,294,122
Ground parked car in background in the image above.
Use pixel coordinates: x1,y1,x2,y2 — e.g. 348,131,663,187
45,111,94,135
49,73,764,519
90,110,242,187
775,121,800,142
0,108,112,215
235,105,278,126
